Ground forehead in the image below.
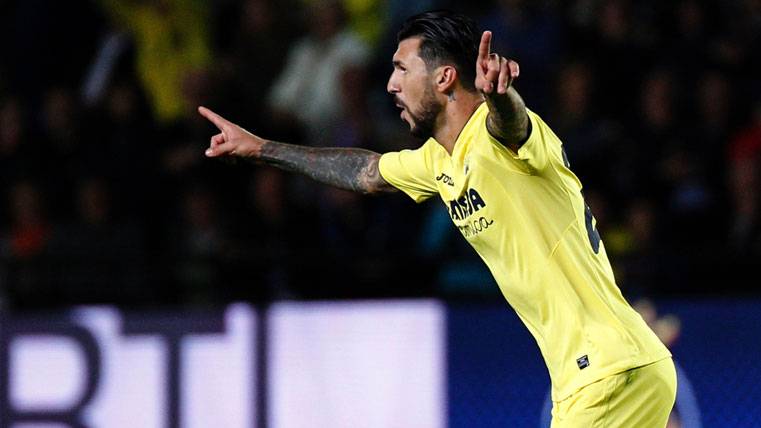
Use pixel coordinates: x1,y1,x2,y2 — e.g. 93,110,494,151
393,37,423,63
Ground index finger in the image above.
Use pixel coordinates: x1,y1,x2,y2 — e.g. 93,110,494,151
198,106,233,131
478,31,492,61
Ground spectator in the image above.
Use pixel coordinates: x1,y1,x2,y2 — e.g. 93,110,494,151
267,0,371,147
248,167,291,296
0,0,760,306
166,184,229,305
605,199,664,297
728,104,761,254
478,0,561,111
215,0,296,135
585,0,644,120
37,87,92,221
0,96,39,197
547,61,614,189
667,0,715,82
89,78,156,220
1,180,53,307
97,0,212,125
48,178,147,304
1,0,102,102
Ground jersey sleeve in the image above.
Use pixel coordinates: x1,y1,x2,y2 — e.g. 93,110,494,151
514,109,564,173
378,142,439,203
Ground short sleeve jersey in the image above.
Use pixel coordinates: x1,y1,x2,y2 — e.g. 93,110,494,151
379,103,671,401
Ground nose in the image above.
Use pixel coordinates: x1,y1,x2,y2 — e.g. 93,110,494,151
387,73,399,94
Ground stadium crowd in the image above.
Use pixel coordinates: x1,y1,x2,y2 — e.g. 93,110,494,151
0,0,759,308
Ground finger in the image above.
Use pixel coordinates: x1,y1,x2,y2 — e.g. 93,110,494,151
198,106,233,131
210,133,225,147
478,31,492,62
497,58,509,94
509,60,520,79
483,53,500,93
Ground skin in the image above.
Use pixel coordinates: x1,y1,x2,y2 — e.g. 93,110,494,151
200,30,528,194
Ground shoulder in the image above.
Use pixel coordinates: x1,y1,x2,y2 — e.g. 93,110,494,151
381,138,442,172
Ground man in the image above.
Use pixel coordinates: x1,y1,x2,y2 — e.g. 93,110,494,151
200,10,676,427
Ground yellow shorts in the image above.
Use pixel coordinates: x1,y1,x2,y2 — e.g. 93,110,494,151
551,358,677,428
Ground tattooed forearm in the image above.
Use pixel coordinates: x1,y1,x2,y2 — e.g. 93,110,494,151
485,86,530,151
258,141,397,194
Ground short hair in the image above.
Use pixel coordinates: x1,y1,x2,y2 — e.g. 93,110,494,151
397,10,480,92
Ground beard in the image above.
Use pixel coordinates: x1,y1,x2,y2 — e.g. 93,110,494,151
404,85,442,140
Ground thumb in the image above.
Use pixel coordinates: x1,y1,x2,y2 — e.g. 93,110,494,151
205,141,235,157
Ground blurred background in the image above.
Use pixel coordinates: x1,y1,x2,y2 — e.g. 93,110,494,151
1,0,761,307
0,0,760,427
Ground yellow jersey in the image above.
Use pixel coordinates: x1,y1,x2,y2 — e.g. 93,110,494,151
379,102,671,401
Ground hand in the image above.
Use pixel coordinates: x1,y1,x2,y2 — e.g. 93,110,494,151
198,106,266,159
475,31,520,96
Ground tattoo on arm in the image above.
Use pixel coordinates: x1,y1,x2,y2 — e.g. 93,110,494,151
485,86,530,151
258,141,397,194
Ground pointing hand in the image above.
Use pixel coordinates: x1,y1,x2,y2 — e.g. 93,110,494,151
475,31,520,96
198,106,265,159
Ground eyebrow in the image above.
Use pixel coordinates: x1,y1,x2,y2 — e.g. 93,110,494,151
392,60,405,67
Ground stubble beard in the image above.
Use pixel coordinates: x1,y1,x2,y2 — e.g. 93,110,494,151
407,84,442,141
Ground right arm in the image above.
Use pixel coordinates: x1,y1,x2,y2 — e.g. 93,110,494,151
199,107,397,195
260,142,395,194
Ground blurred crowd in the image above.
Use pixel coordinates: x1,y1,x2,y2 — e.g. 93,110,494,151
0,0,759,309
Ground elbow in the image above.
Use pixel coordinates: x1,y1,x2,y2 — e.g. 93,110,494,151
364,181,397,195
360,154,396,195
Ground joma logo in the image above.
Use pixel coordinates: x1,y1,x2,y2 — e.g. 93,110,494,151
435,172,455,186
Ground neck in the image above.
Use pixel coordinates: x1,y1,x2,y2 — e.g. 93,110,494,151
433,90,484,154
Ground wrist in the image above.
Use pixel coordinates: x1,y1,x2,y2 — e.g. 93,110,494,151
256,138,274,160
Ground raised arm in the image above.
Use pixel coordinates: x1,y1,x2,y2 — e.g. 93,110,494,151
199,107,397,194
475,31,530,152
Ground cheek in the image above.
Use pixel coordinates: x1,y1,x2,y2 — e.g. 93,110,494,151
404,79,427,105
409,77,426,95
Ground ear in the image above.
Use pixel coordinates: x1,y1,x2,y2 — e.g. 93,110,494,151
434,65,457,94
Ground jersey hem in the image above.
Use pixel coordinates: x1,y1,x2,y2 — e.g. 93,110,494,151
551,351,673,402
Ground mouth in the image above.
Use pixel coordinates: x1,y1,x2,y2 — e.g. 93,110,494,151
395,100,406,119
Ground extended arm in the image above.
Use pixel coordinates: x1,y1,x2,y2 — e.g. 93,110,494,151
475,31,530,152
199,107,396,194
260,142,394,194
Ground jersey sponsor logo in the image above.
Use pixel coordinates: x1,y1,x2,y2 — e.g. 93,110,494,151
457,216,494,238
435,172,455,186
446,188,486,220
446,188,495,238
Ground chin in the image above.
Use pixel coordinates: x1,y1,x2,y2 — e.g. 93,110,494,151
409,126,429,140
403,118,416,133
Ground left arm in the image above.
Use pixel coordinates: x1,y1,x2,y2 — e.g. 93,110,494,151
475,31,530,153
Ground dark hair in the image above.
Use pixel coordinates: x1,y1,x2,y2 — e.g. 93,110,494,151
397,10,480,92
